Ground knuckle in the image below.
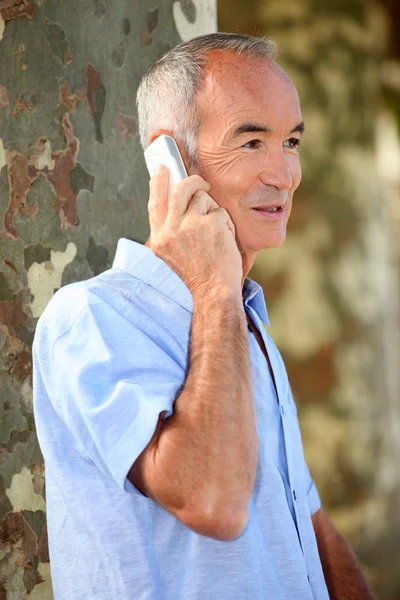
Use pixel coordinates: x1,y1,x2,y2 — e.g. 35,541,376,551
151,232,168,254
192,190,205,202
216,206,228,216
189,174,206,184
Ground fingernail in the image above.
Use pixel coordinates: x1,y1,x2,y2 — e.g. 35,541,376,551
155,164,165,174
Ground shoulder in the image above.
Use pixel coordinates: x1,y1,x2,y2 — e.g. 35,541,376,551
33,268,143,354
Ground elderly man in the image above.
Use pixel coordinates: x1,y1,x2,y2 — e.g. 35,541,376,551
33,33,374,599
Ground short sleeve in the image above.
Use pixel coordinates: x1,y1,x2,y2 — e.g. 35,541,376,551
286,385,321,516
304,460,321,515
51,298,186,494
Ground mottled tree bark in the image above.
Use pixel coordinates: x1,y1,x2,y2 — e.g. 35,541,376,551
0,1,216,596
218,1,400,599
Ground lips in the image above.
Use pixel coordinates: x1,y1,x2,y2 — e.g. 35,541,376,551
252,205,284,214
251,203,286,220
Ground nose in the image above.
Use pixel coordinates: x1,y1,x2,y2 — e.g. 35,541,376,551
259,149,293,191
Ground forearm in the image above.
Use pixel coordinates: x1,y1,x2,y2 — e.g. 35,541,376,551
150,287,257,538
313,510,375,600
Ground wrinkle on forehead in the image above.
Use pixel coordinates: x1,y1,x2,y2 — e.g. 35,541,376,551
195,51,299,128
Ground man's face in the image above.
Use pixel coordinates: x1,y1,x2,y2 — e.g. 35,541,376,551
193,52,303,253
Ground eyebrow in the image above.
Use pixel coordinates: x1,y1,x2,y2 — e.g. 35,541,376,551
232,121,305,137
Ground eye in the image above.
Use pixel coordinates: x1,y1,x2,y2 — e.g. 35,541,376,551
242,139,262,150
284,137,301,150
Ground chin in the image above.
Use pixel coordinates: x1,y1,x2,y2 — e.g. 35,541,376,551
263,232,287,248
240,232,287,252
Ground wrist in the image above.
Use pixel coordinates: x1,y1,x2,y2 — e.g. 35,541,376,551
192,282,243,307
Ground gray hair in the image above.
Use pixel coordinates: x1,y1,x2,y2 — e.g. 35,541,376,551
136,32,277,164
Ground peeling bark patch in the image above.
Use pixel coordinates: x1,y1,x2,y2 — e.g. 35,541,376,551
0,113,81,238
64,49,73,64
23,566,43,593
46,113,80,227
45,19,70,65
286,342,337,400
0,511,24,545
32,462,44,498
112,43,125,68
173,0,215,42
33,138,55,170
59,81,86,113
0,511,38,575
0,287,32,384
179,0,196,23
7,346,32,382
5,430,31,453
0,137,6,170
6,466,46,513
27,242,77,317
0,87,10,109
143,8,159,46
93,0,105,17
115,112,138,143
0,289,29,339
3,259,18,275
22,510,45,540
12,96,36,116
0,0,35,21
70,162,95,194
0,272,13,301
122,17,131,35
85,64,101,120
24,244,51,271
85,64,106,143
87,236,109,276
37,520,49,562
22,517,38,568
0,476,14,524
1,151,39,239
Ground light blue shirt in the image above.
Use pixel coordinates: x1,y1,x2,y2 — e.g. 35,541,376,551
33,238,329,600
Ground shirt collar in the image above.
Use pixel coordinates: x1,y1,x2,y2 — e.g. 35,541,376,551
113,238,269,326
242,276,270,326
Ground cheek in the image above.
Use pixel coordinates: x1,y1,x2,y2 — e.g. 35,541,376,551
290,156,302,190
199,152,254,207
200,149,247,183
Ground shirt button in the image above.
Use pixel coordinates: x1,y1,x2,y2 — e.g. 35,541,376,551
293,489,297,501
280,405,285,416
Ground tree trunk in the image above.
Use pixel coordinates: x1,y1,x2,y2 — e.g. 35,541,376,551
0,1,216,597
218,2,400,599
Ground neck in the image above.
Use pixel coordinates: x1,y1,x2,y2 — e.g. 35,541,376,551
241,251,257,289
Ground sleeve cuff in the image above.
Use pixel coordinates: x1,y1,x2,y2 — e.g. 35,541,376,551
108,400,172,495
307,482,321,515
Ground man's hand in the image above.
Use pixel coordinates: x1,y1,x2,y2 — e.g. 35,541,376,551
129,167,256,542
312,508,375,599
148,165,242,297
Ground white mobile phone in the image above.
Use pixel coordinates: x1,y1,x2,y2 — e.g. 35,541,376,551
144,134,188,198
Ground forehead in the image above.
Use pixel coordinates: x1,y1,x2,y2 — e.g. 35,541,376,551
196,51,301,130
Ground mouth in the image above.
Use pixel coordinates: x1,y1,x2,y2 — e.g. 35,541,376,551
251,204,285,220
252,206,284,213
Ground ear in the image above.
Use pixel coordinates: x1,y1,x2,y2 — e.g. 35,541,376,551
148,129,191,174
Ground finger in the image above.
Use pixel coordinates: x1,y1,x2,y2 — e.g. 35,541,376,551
206,197,220,213
185,190,212,216
148,165,169,233
168,175,211,219
208,206,236,236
